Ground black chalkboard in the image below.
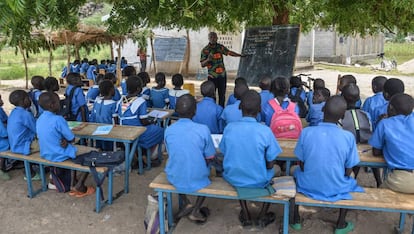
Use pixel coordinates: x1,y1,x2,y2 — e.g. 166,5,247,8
237,25,300,86
154,37,187,62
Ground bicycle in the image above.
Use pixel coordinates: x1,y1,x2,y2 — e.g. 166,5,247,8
294,73,314,91
377,53,397,71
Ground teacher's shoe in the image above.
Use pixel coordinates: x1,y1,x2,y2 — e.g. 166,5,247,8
334,222,354,234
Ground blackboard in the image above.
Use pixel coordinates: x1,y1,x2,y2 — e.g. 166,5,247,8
154,37,187,62
237,25,300,86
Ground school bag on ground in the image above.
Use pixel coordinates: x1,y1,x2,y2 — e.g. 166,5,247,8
72,150,125,200
59,86,80,121
341,109,372,143
288,88,308,118
269,99,302,139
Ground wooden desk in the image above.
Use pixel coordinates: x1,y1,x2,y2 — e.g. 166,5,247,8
147,108,175,127
70,122,146,193
276,139,386,175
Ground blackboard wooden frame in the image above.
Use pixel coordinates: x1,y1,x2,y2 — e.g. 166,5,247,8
237,25,300,86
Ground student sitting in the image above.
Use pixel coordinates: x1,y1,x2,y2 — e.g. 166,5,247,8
369,93,414,193
80,58,89,78
306,78,325,106
226,77,248,106
138,72,151,106
120,75,164,164
65,73,88,122
341,84,381,187
121,66,137,96
289,76,308,118
165,94,216,224
150,72,170,108
306,87,330,126
0,94,7,124
86,59,98,87
7,90,40,180
43,76,60,93
86,74,104,104
193,80,224,134
362,76,387,119
291,95,364,233
28,75,45,118
337,74,361,108
37,92,94,197
371,78,404,129
169,73,189,110
219,83,249,126
219,90,282,228
0,96,9,180
258,76,274,121
89,80,122,151
262,77,302,139
103,73,121,101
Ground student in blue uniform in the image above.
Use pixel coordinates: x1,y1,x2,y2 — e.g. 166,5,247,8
371,78,404,129
338,74,361,108
7,90,40,180
65,73,88,122
0,111,9,180
121,66,137,96
150,72,170,108
362,76,387,118
97,60,107,71
29,75,45,118
120,75,164,163
220,90,282,228
0,94,8,124
306,78,325,106
43,76,59,93
86,59,98,87
37,92,94,197
306,87,330,126
169,73,189,110
90,80,122,150
138,72,151,106
80,58,89,78
258,76,274,121
86,74,104,103
220,83,249,126
165,94,216,223
291,95,363,233
289,76,307,102
103,73,121,101
193,80,224,134
226,77,247,106
262,77,300,126
369,93,414,193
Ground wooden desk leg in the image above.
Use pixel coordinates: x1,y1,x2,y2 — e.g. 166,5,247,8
23,160,34,198
158,191,166,234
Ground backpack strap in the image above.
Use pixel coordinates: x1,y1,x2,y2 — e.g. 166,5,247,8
269,99,283,113
350,109,361,143
286,101,296,113
89,166,111,201
294,87,302,100
67,86,79,114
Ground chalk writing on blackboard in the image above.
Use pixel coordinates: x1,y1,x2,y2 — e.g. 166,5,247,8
154,37,187,62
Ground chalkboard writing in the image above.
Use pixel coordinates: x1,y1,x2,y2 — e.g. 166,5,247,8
237,25,300,86
154,37,187,62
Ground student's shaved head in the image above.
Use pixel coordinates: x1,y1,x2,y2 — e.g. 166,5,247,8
240,90,261,117
39,91,60,112
389,93,414,116
342,84,360,105
176,94,196,118
323,96,347,122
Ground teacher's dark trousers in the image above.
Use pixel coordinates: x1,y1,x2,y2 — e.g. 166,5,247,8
208,73,227,107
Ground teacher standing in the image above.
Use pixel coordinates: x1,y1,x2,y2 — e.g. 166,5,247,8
200,32,244,107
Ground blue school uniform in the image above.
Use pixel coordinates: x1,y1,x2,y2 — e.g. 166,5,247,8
259,90,274,121
369,113,414,170
36,111,77,162
219,117,282,188
70,63,80,73
80,62,89,75
290,87,307,102
371,101,388,129
86,85,100,103
362,92,386,116
65,85,88,121
107,64,116,74
307,90,314,106
165,118,216,192
7,107,36,155
0,123,9,152
193,97,224,134
306,102,325,126
86,65,97,83
226,93,237,106
0,107,7,124
168,89,190,110
121,79,128,96
97,64,106,71
120,95,164,149
150,87,170,108
141,87,151,106
113,87,121,101
293,122,363,202
262,97,301,126
220,100,242,125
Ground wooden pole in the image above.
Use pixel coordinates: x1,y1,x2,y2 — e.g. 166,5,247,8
18,41,29,89
150,33,157,73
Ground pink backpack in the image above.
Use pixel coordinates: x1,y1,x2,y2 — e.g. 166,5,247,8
269,99,302,139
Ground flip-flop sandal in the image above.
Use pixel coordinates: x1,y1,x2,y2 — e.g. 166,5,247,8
175,203,194,219
188,212,207,225
257,212,276,228
69,190,81,196
75,186,95,198
199,207,210,218
238,210,253,227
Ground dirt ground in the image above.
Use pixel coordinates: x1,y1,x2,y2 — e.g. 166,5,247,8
0,67,413,234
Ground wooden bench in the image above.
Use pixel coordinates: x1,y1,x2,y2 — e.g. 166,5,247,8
0,145,113,213
295,188,414,233
149,172,292,234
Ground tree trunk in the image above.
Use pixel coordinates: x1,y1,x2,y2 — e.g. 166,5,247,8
110,42,114,60
272,3,290,25
65,31,71,75
184,30,190,76
116,38,122,85
48,44,53,77
18,42,29,89
150,33,156,73
74,45,80,61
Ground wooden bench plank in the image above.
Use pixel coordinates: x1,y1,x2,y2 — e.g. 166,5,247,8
295,188,414,211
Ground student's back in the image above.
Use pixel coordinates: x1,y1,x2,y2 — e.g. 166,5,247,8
220,83,249,125
362,76,387,119
151,87,169,108
0,122,8,152
168,89,189,110
65,73,88,122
